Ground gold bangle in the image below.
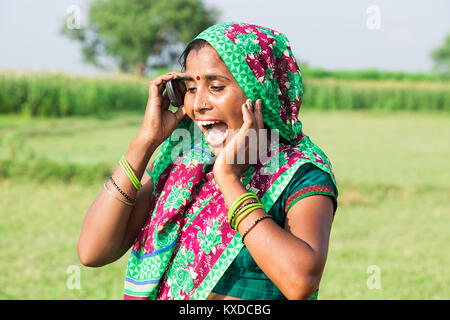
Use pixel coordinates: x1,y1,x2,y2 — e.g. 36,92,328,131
103,182,135,206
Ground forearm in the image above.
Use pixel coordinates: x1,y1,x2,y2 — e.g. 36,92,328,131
78,137,156,267
214,171,321,299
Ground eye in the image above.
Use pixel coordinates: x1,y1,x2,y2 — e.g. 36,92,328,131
187,87,197,93
210,86,225,92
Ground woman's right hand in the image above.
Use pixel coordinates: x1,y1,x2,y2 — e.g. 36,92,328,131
136,71,187,149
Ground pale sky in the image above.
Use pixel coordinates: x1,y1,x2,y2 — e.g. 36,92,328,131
1,0,449,75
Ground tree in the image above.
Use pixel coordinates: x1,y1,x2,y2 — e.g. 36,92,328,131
431,33,450,77
62,0,218,77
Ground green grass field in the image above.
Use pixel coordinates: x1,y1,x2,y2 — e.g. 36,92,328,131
0,109,449,299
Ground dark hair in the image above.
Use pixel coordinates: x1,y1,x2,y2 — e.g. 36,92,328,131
178,39,211,71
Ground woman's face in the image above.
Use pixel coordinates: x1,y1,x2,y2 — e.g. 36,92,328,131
184,44,248,155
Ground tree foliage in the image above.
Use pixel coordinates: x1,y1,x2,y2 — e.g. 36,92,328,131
431,33,450,77
62,0,218,77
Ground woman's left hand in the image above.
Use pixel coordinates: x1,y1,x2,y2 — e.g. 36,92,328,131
213,99,264,179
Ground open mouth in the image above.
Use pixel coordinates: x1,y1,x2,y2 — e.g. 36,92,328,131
195,120,229,147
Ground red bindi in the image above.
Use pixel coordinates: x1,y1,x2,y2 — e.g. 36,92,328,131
196,76,200,81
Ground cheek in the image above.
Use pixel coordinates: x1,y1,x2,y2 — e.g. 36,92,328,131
225,95,247,127
183,94,195,118
209,94,243,122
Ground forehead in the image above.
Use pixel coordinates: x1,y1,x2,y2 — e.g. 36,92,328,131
185,45,230,75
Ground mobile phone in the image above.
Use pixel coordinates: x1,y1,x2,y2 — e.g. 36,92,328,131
165,78,186,108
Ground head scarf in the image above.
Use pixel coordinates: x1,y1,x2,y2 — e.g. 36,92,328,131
124,22,337,300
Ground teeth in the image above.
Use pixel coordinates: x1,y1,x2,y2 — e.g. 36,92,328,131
196,120,220,126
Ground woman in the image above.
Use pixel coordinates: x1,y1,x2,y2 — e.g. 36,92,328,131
78,22,338,300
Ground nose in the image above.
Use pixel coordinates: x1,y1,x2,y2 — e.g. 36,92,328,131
193,89,212,114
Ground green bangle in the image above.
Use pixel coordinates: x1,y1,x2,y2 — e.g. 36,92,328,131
234,203,265,231
228,193,259,221
230,200,259,226
119,155,143,191
119,156,139,189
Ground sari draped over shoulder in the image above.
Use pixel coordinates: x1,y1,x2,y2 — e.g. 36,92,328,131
124,22,338,300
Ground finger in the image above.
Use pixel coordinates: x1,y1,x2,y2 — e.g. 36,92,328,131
242,102,251,122
147,76,177,114
245,100,257,125
241,102,254,131
153,71,185,85
255,99,264,129
161,92,170,111
152,71,186,94
148,79,160,99
173,105,186,123
246,99,254,113
254,99,264,158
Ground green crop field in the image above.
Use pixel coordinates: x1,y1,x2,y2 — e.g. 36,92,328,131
0,109,449,299
1,72,449,118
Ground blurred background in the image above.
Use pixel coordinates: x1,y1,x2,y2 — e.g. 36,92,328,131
0,0,449,299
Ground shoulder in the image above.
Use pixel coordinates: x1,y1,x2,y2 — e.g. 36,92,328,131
282,163,338,216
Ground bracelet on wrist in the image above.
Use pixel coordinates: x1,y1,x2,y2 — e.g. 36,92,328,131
119,155,143,191
241,215,273,243
104,182,135,206
230,200,259,226
228,192,259,223
108,176,137,204
234,203,265,231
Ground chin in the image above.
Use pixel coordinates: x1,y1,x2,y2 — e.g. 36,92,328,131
208,143,224,157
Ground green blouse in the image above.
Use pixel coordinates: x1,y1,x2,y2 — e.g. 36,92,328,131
212,163,338,300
